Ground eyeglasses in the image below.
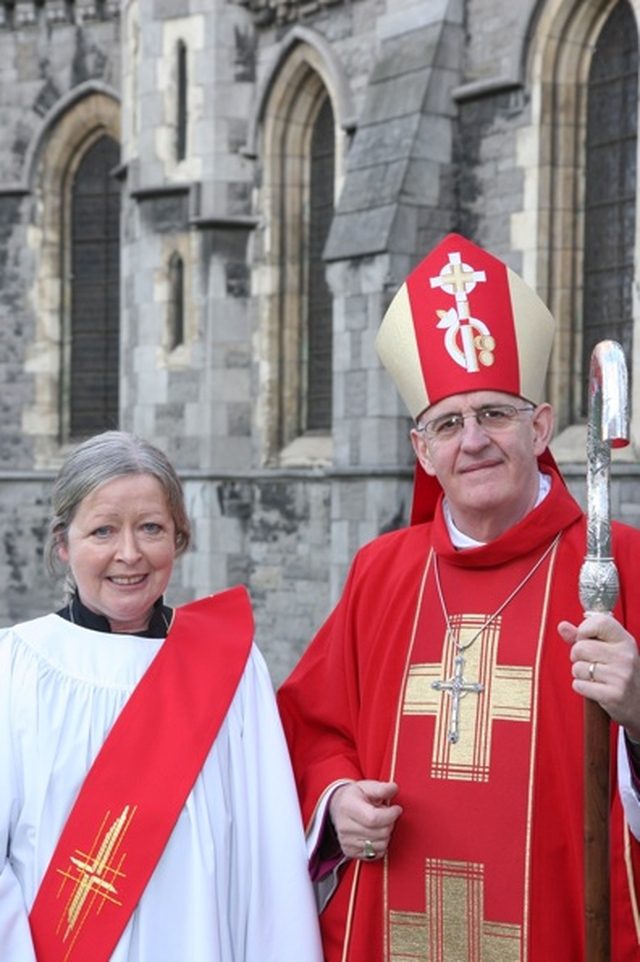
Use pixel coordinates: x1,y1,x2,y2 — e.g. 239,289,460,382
416,403,536,441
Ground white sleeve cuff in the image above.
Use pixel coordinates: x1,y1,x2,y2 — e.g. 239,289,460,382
618,727,640,841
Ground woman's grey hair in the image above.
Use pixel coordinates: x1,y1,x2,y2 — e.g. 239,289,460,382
46,431,191,595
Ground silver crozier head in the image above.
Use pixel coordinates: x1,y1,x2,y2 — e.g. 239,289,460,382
578,340,630,615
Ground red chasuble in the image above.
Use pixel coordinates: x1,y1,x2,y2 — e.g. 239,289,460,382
278,470,640,961
29,586,253,962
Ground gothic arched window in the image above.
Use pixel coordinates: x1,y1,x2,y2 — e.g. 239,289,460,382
258,44,338,462
66,135,121,438
167,251,185,351
176,40,188,162
582,0,637,413
306,95,335,432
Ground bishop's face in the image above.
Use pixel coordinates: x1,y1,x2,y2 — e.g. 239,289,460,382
410,389,554,542
57,473,178,634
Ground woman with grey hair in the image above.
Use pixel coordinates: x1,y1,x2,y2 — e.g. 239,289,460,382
0,431,322,962
47,430,192,623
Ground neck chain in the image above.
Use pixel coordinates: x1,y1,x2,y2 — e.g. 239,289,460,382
433,532,561,653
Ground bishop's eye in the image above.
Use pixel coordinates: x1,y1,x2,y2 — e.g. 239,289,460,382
477,405,519,426
478,406,512,424
429,414,464,438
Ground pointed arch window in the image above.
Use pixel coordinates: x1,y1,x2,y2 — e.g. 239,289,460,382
260,55,337,461
167,251,185,352
581,0,637,414
306,95,335,432
65,134,120,438
176,40,188,162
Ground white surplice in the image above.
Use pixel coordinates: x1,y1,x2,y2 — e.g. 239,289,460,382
0,613,322,961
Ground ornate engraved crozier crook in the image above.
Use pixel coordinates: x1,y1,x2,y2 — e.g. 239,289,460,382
578,339,630,962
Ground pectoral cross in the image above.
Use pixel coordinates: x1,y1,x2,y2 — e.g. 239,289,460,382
431,653,484,744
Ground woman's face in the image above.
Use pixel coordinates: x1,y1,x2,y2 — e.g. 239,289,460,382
57,473,178,634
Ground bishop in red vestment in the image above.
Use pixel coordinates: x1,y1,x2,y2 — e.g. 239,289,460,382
278,234,640,961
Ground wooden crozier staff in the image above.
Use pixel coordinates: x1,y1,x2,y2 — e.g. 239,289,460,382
578,339,629,962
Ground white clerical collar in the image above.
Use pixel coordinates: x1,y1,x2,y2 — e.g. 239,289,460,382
443,471,552,548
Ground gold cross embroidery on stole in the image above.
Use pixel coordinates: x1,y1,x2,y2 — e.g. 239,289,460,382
55,804,135,959
390,615,533,960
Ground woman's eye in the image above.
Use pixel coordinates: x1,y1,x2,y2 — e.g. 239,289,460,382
142,522,162,535
92,526,112,538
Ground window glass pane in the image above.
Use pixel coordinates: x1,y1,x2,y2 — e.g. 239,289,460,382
306,97,334,432
69,135,120,437
582,0,637,413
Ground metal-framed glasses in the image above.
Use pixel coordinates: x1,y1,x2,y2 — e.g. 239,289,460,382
416,403,536,441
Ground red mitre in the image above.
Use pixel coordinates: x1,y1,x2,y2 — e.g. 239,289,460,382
375,233,560,524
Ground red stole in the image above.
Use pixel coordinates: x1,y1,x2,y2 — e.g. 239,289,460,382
29,586,253,962
383,538,561,959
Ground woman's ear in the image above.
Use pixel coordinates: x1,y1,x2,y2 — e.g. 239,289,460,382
54,529,69,564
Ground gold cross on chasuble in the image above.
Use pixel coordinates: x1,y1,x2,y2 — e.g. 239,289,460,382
403,614,533,781
389,858,521,962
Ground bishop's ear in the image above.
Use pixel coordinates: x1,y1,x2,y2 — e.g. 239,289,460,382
531,403,554,455
410,427,437,477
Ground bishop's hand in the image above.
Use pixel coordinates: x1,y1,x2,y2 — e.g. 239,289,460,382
558,613,640,740
328,780,403,862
